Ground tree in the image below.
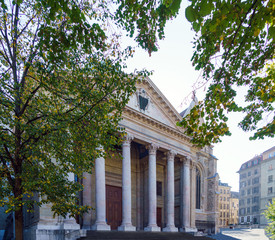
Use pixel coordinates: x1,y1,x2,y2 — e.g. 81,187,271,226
0,0,181,239
264,200,275,239
178,0,274,147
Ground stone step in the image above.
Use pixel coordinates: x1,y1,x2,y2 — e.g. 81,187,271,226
77,230,214,240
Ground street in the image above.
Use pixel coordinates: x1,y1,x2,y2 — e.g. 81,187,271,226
209,228,269,240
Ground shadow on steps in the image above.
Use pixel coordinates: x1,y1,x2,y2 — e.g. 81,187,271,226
78,230,214,240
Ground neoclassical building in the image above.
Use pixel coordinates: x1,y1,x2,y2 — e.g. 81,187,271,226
23,78,219,239
82,78,219,233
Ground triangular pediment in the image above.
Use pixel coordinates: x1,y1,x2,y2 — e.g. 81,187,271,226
125,77,182,129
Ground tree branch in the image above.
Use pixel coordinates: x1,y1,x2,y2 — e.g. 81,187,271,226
20,85,41,116
0,154,14,189
216,0,259,81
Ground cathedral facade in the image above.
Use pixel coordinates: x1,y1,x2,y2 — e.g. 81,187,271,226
23,78,219,239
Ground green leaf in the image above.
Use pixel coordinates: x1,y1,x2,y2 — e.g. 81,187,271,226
193,22,200,32
200,1,213,17
185,5,196,22
268,26,275,40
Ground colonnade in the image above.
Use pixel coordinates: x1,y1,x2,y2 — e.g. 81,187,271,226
83,134,196,232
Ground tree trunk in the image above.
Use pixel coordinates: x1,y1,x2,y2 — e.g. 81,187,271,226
15,206,23,240
14,172,23,240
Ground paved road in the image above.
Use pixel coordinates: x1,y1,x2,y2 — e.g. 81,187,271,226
209,228,269,240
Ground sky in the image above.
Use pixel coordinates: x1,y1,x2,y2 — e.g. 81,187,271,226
123,2,274,192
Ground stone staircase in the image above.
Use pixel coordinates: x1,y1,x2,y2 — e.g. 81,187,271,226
77,231,214,240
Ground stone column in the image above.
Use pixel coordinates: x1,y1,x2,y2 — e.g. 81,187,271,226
62,172,80,229
118,134,136,231
190,163,197,231
82,172,92,229
163,150,178,232
144,143,160,232
92,152,110,231
180,157,191,232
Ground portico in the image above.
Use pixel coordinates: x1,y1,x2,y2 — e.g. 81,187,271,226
80,78,218,235
84,131,195,232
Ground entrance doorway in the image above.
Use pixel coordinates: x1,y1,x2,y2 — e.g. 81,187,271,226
157,207,162,228
106,185,122,230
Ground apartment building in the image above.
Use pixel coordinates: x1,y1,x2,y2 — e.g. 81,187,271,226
229,192,239,225
238,146,275,226
218,181,231,227
260,146,275,227
238,155,262,224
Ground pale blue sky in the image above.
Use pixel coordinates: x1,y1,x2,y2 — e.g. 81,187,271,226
123,2,274,192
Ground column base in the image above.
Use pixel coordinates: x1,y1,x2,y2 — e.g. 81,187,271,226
82,225,92,230
144,225,160,232
180,227,197,233
118,223,136,231
91,222,111,231
163,225,178,232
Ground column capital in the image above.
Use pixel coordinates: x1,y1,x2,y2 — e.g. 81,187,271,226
180,156,191,166
122,133,134,146
147,143,159,155
166,150,177,161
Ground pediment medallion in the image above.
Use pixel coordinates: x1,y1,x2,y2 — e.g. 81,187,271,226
136,88,150,112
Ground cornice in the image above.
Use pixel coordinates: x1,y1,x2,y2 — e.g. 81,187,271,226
122,106,192,145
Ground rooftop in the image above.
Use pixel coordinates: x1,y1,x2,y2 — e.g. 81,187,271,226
238,155,262,172
218,180,231,187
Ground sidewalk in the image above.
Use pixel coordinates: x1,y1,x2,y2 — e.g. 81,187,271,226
209,228,269,240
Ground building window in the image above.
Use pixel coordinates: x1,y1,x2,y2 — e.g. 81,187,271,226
247,198,250,204
268,175,273,183
254,169,258,174
252,177,259,184
157,181,162,196
220,212,222,217
239,200,243,206
252,206,259,213
196,168,201,209
240,208,246,215
247,216,250,222
248,171,251,176
253,187,259,194
268,187,273,194
241,217,244,223
241,190,245,196
248,179,251,185
240,173,247,179
240,199,245,206
252,196,259,203
247,188,251,195
241,181,246,188
224,189,226,194
247,207,250,214
224,197,226,201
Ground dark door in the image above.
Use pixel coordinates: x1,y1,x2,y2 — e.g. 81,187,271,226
106,185,122,230
157,207,162,228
